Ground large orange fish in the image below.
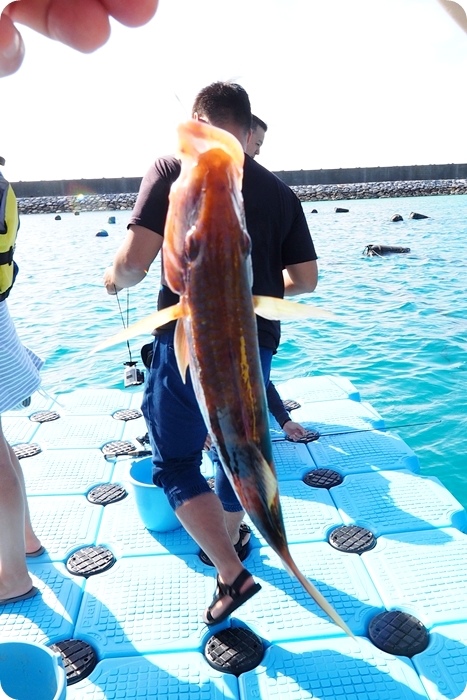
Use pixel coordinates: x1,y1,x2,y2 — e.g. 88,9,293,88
94,120,351,636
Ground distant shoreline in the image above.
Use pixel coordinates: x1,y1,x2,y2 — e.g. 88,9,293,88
16,178,467,215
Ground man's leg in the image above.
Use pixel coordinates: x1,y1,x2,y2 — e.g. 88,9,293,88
141,333,259,622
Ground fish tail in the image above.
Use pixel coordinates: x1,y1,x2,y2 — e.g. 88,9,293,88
282,554,355,638
222,444,353,635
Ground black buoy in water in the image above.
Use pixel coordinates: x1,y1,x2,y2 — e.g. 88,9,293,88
363,244,410,257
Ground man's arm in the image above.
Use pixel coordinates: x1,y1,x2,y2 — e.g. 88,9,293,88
266,382,290,427
103,224,163,294
283,260,318,296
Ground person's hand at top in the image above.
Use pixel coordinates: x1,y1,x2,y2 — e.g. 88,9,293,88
437,0,467,33
0,0,159,78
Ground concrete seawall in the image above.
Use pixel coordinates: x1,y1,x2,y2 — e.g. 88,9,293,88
18,192,137,215
293,178,467,201
16,178,467,215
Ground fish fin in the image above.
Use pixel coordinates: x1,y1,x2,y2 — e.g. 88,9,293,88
259,452,281,510
235,446,351,635
253,296,336,321
285,560,355,637
241,449,351,636
174,320,190,382
233,445,280,510
91,304,183,354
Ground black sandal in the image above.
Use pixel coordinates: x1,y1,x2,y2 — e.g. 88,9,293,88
235,522,251,561
204,568,261,626
199,523,251,567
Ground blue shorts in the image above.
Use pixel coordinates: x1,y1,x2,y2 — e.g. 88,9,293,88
141,329,273,512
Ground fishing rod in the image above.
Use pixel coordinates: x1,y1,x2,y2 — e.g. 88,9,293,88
114,287,144,387
283,418,442,443
107,421,443,460
104,448,152,462
320,418,442,438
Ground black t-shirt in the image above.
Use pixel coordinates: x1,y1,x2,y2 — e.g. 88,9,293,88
129,153,317,351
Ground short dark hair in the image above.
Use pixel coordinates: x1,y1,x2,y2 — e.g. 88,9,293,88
251,114,268,132
192,82,252,134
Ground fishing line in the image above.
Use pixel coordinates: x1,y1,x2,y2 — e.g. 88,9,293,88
318,418,442,438
37,387,65,409
113,286,144,387
282,418,442,443
114,286,133,363
173,92,186,114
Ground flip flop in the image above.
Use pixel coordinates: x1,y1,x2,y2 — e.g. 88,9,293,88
199,523,251,566
0,586,39,606
26,545,45,558
204,568,261,626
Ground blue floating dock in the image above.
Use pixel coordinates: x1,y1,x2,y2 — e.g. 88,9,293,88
1,374,467,699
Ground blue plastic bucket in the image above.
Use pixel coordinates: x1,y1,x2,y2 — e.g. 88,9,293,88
0,641,66,699
128,457,181,532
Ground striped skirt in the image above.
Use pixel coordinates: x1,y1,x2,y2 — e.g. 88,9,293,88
0,300,43,414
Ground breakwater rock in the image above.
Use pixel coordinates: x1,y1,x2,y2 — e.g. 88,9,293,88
17,192,136,216
16,179,467,215
291,178,467,201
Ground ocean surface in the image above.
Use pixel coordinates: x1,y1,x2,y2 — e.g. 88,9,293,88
9,194,467,510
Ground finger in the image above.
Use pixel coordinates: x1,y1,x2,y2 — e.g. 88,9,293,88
0,11,25,77
45,0,111,52
6,0,111,52
437,0,467,32
105,284,119,295
4,0,50,37
101,0,159,27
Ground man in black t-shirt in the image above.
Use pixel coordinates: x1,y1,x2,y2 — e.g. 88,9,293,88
245,115,309,442
104,82,318,624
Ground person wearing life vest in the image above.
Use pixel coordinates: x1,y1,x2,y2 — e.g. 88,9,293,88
0,156,44,606
0,156,20,302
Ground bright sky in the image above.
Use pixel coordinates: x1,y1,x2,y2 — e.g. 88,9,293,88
2,0,467,182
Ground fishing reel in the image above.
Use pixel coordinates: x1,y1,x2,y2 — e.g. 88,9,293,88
123,361,144,388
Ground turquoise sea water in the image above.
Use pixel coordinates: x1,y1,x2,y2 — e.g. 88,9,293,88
9,194,467,510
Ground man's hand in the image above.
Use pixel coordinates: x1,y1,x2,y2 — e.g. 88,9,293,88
282,420,308,441
103,266,122,295
1,0,158,77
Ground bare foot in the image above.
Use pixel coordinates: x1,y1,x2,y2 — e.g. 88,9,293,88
25,535,42,555
0,574,35,603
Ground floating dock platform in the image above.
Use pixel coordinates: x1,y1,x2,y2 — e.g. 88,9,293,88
1,375,467,699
